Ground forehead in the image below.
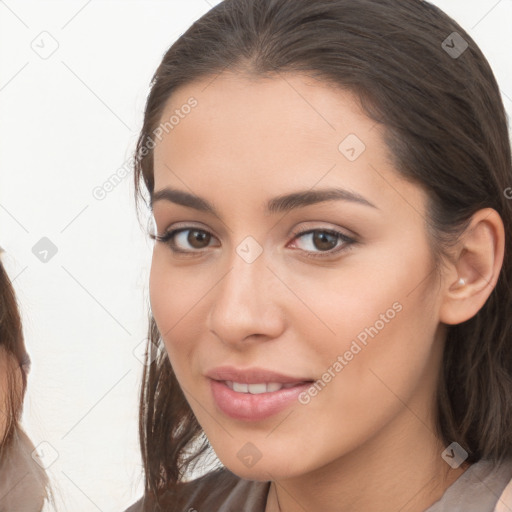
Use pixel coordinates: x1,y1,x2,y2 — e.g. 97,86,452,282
155,72,374,159
151,72,426,219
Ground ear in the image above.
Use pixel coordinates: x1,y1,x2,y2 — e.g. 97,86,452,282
439,208,505,325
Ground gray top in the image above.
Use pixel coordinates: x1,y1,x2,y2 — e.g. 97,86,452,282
0,429,48,512
125,458,512,512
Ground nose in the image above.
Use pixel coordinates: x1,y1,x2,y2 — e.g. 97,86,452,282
206,245,286,348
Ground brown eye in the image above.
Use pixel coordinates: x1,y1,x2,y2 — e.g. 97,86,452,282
311,231,338,251
153,227,217,254
187,229,211,249
289,228,356,258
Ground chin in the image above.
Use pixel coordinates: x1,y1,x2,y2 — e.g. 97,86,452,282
218,452,308,482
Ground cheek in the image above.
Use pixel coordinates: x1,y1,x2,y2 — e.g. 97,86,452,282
297,236,440,405
292,239,433,353
148,252,210,364
319,296,439,434
316,296,441,460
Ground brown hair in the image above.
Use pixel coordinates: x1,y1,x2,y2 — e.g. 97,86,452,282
0,255,50,508
0,255,29,453
133,0,512,508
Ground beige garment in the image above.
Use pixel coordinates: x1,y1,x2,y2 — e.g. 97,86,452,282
126,458,512,512
0,428,48,512
425,458,512,512
495,477,512,512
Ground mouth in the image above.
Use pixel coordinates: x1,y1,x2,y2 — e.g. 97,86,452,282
208,370,315,421
222,380,312,394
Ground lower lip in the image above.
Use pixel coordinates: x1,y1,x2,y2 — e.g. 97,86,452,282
209,379,312,421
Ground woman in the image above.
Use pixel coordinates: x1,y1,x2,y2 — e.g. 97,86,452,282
0,251,50,511
127,0,512,510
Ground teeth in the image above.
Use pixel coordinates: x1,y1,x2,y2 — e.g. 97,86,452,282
232,382,249,393
247,383,267,394
226,381,287,394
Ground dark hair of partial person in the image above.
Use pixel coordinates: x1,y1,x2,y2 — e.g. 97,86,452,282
131,0,512,509
0,255,50,508
0,256,30,454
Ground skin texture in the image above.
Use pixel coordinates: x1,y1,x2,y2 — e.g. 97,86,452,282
149,72,504,512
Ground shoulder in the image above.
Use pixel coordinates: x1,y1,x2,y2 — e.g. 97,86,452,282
124,499,143,512
494,476,512,512
467,458,512,512
124,468,270,512
0,428,48,512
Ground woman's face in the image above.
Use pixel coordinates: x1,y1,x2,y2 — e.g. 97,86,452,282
150,72,449,481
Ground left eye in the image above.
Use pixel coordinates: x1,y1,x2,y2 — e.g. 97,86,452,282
289,229,355,256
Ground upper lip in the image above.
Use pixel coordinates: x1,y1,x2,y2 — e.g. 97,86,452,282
206,366,313,384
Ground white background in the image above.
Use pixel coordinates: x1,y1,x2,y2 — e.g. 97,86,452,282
0,1,510,511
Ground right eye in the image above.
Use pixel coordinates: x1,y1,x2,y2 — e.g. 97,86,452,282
150,227,219,254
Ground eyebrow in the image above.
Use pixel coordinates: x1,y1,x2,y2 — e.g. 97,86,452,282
151,187,377,215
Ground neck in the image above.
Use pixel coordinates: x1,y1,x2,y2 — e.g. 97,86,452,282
265,405,468,512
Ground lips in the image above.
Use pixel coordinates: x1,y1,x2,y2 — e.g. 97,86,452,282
206,365,312,385
206,366,315,421
209,380,313,421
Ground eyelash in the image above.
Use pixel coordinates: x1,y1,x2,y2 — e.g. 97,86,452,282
150,226,356,259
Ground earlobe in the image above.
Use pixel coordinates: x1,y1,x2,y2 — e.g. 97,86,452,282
439,208,505,326
453,277,466,289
